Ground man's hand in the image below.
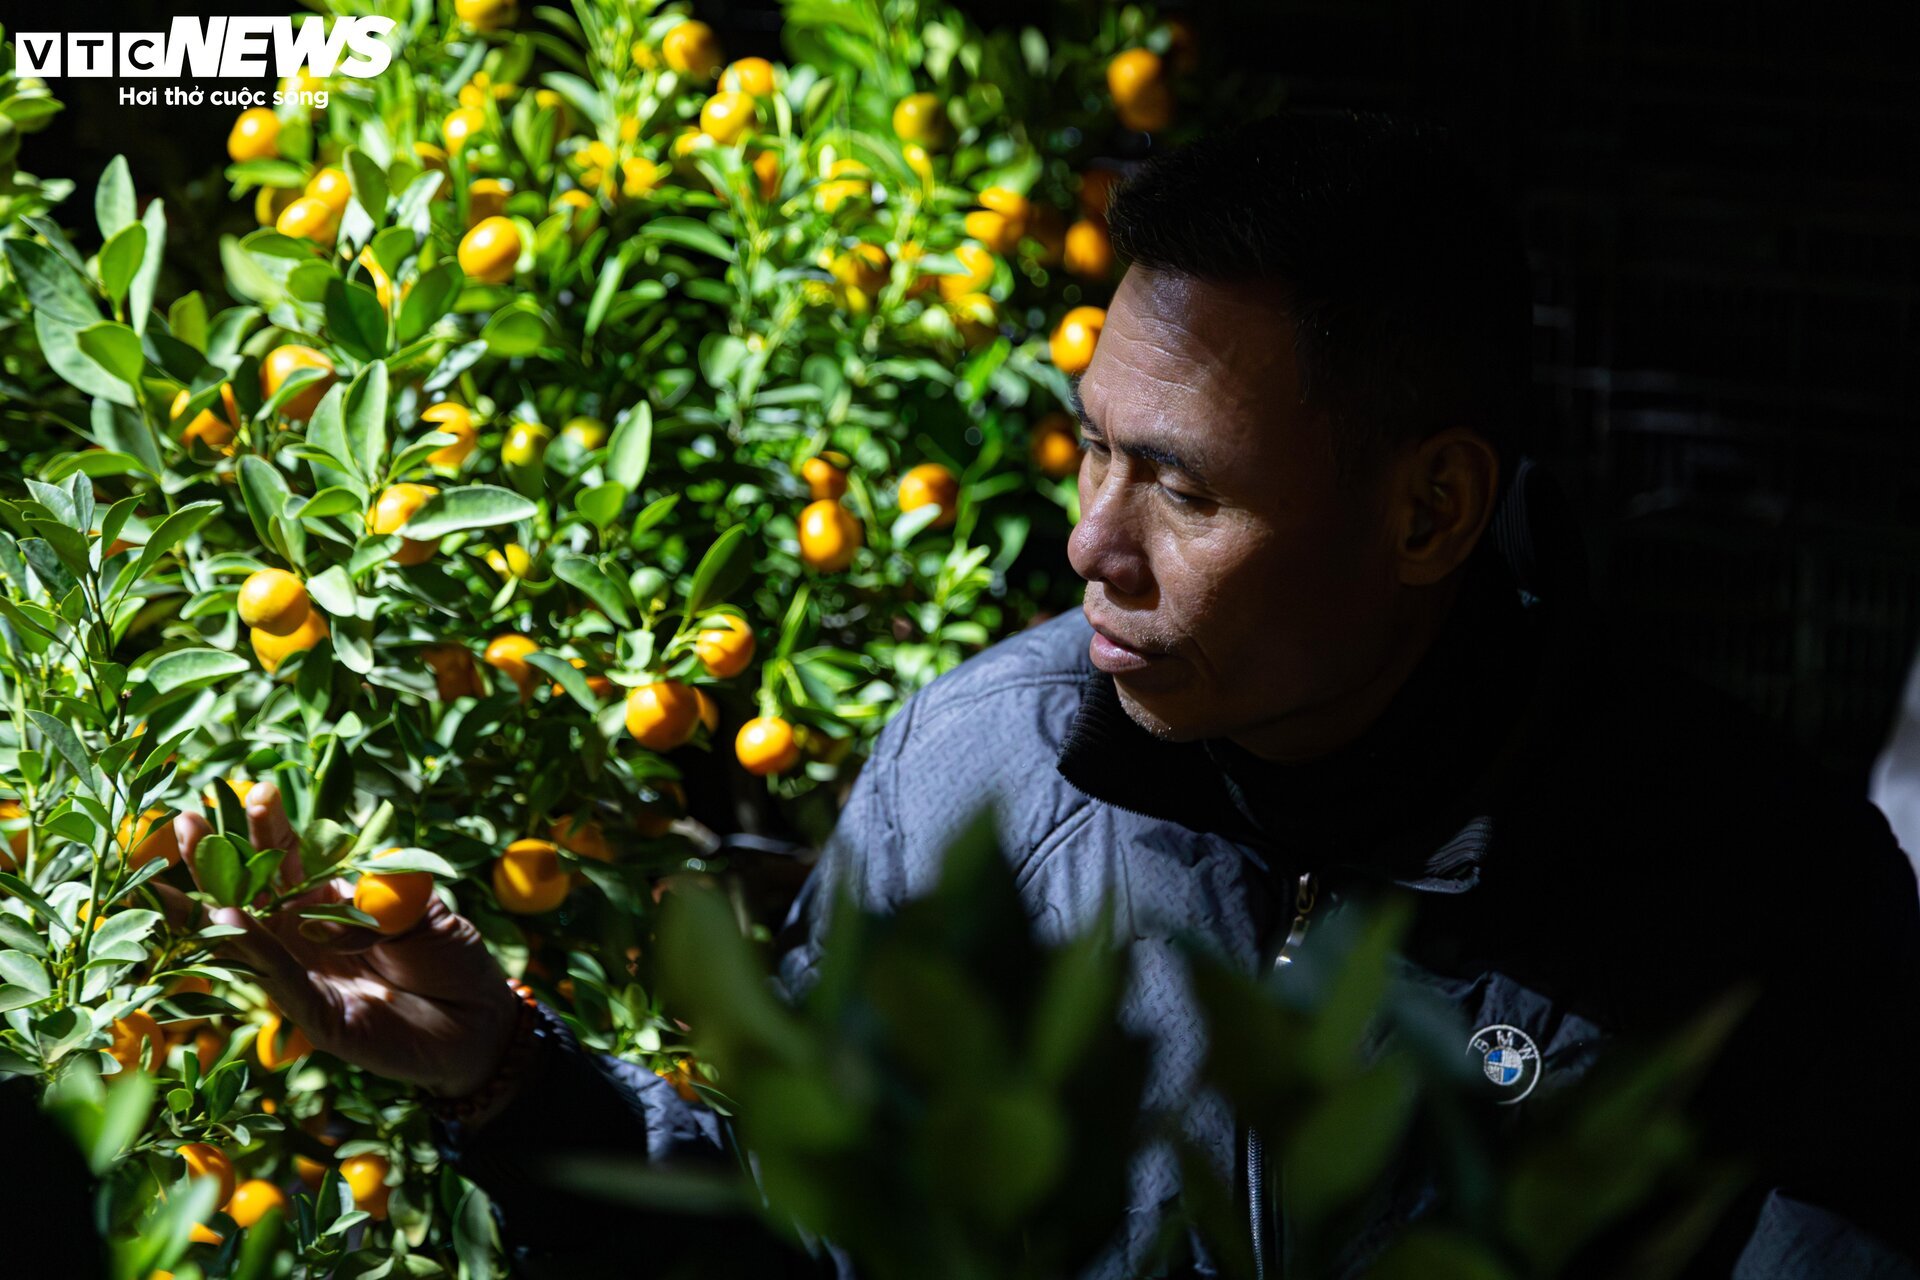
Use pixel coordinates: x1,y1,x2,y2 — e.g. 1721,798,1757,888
169,782,524,1101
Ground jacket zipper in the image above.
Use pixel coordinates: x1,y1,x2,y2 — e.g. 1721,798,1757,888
1250,871,1318,1280
1052,776,1321,1278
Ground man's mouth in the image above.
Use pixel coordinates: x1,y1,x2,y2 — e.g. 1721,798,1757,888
1085,615,1171,675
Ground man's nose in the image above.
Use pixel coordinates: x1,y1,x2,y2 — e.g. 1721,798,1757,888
1068,478,1151,598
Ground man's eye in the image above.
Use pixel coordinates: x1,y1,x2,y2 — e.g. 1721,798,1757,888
1159,484,1198,506
1083,436,1109,456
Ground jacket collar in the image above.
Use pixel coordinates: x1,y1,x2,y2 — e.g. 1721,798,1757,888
1053,456,1599,896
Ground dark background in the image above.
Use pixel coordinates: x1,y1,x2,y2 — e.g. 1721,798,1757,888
13,0,1920,786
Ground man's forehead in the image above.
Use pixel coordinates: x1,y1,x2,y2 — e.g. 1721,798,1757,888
1081,270,1299,417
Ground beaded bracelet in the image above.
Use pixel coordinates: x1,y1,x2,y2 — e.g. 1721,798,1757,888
422,979,543,1124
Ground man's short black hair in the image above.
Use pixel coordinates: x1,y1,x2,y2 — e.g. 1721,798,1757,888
1103,110,1532,492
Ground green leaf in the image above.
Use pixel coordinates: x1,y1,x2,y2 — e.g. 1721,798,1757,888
332,619,373,676
305,383,358,485
1284,1061,1418,1228
27,711,92,787
167,292,209,351
396,262,462,345
0,875,60,925
26,477,79,525
88,1062,156,1173
225,158,308,188
288,261,340,304
355,846,458,878
657,886,809,1062
342,361,390,475
481,304,551,357
643,216,733,261
290,487,363,521
630,493,680,542
243,845,284,904
4,240,98,325
89,398,162,474
452,1183,498,1280
368,226,414,277
0,951,50,998
130,199,168,335
575,483,625,532
306,564,358,615
606,401,652,492
126,501,220,585
17,537,77,599
889,503,942,546
237,457,296,563
207,304,263,365
345,147,389,225
0,597,58,643
553,555,633,626
193,835,247,907
74,320,144,385
231,1192,287,1279
219,232,282,306
142,648,251,695
402,485,536,539
100,496,141,552
526,651,600,709
684,525,753,616
393,172,443,240
296,903,382,930
88,909,161,958
25,519,90,580
94,156,137,238
98,224,147,305
511,92,559,169
1299,901,1412,1081
584,251,626,339
77,321,146,385
326,279,389,362
0,917,45,957
698,333,749,390
343,801,396,866
35,315,130,403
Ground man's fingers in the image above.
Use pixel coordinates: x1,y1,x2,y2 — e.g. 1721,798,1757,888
243,781,306,886
208,906,325,1029
172,810,212,890
245,780,300,853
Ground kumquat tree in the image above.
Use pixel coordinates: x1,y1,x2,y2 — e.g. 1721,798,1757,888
0,1,1300,1275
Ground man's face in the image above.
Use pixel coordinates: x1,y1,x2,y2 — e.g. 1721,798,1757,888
1068,268,1413,752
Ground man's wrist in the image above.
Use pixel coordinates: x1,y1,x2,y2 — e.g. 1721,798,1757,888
423,980,548,1133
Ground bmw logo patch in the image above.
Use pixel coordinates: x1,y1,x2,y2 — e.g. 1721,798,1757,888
1467,1024,1541,1104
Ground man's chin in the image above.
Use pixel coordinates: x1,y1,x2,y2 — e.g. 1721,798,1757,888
1113,679,1206,743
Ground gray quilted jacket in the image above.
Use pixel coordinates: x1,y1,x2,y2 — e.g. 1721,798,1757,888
444,460,1920,1279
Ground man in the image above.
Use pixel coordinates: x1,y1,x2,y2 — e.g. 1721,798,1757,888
174,111,1920,1277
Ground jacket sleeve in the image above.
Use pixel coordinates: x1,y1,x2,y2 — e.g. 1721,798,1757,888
435,713,915,1279
432,1001,835,1278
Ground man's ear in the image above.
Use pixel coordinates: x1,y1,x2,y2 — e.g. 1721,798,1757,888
1394,428,1500,587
